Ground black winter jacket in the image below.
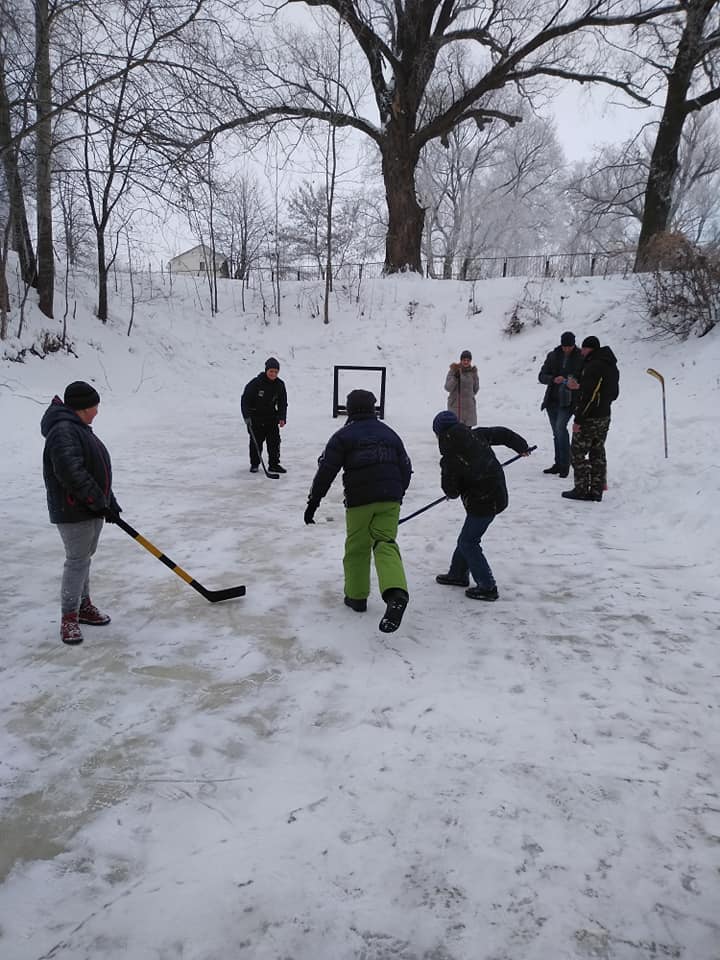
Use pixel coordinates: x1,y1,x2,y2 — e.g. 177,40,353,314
309,413,412,508
438,423,530,517
538,346,584,410
41,397,121,524
574,346,619,424
241,372,288,423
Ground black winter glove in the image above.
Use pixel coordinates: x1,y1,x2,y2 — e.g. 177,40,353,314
103,507,120,523
304,499,320,525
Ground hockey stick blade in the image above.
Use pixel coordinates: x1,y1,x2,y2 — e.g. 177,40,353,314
193,582,246,603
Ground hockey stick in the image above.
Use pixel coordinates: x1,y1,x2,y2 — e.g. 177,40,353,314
398,445,536,525
646,368,668,458
114,517,246,602
246,420,280,479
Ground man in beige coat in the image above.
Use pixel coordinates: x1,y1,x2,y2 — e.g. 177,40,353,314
444,349,479,426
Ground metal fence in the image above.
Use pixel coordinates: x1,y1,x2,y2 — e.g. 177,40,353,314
254,250,635,284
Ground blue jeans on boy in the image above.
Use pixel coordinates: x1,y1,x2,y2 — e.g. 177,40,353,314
448,514,495,589
546,404,573,471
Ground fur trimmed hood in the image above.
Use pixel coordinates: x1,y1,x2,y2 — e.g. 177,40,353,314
449,362,477,373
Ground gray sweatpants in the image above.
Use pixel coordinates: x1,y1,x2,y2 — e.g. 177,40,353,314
57,519,104,614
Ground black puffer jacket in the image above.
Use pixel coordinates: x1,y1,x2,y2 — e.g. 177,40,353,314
241,372,288,423
574,346,620,424
438,423,529,517
538,345,584,410
309,413,412,508
41,397,121,523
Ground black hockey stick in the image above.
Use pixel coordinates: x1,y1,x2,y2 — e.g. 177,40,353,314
399,445,536,525
246,420,280,479
114,517,246,602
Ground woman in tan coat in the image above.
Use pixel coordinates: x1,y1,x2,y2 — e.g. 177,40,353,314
444,349,479,426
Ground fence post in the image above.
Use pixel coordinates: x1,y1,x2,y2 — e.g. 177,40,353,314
544,257,551,277
590,255,596,277
502,259,507,278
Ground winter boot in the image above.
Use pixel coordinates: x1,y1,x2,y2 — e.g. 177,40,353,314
249,465,259,473
78,598,111,625
557,467,570,478
344,596,367,612
61,613,84,645
269,463,287,474
435,573,470,587
465,585,499,601
543,464,560,474
561,488,591,501
379,588,408,634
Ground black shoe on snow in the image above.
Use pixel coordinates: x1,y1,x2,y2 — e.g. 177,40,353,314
465,585,499,601
436,573,470,587
379,589,408,633
269,464,287,473
344,596,367,612
249,465,259,473
562,488,591,500
543,464,560,474
588,491,603,501
557,468,570,478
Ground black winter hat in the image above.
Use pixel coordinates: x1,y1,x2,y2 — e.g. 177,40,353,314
581,336,600,350
460,350,472,360
64,381,100,410
433,410,459,435
346,389,376,416
560,331,576,346
265,357,280,371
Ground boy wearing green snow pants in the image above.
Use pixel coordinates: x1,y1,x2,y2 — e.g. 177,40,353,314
304,390,412,634
344,501,408,601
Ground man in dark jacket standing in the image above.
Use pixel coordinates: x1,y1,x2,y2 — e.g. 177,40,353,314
241,357,288,473
41,381,122,645
563,336,620,502
433,411,531,601
304,390,412,633
538,331,584,478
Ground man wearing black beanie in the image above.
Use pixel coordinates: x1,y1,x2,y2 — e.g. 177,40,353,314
563,336,620,502
41,382,122,644
537,331,583,478
241,357,288,473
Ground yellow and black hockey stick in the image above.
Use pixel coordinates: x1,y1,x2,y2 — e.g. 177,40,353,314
115,517,245,602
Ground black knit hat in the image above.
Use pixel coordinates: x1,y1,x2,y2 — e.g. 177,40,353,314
560,331,575,346
346,389,376,416
460,350,472,360
64,381,100,410
581,336,600,350
265,357,280,371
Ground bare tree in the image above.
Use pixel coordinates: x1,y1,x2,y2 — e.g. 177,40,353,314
176,0,678,274
634,0,720,269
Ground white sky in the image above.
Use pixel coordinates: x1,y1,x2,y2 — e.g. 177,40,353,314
1,267,718,958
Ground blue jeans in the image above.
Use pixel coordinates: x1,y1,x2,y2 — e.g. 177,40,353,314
448,514,495,589
545,404,573,470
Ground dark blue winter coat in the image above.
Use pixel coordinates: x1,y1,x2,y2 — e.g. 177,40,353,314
309,413,412,508
438,423,530,517
41,397,121,523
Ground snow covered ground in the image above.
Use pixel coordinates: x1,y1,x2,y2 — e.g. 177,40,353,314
1,269,718,960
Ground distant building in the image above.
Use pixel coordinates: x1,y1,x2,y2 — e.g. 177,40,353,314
167,244,229,277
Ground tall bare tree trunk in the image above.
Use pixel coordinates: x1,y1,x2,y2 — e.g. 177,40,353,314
0,59,37,287
35,0,54,317
634,1,715,271
382,124,423,274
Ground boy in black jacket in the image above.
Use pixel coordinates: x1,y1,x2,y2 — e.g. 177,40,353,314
432,411,531,601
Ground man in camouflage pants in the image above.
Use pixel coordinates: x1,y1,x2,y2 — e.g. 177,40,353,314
563,336,619,503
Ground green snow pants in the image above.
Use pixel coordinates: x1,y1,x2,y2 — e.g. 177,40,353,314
343,501,408,601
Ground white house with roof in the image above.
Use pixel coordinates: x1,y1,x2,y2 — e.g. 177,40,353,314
167,244,229,277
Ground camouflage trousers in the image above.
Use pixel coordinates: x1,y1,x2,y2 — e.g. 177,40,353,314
571,417,610,498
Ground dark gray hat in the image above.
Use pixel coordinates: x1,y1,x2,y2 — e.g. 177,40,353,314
346,389,376,416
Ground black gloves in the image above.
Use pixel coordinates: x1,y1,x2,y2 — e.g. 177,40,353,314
103,508,120,523
304,499,320,525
